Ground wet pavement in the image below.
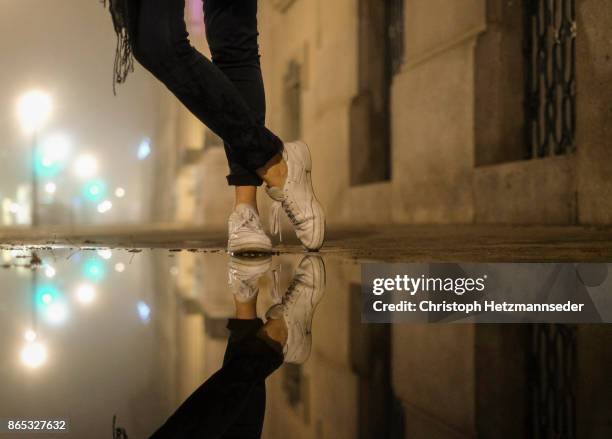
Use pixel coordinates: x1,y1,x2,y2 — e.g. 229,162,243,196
1,223,612,261
0,246,377,438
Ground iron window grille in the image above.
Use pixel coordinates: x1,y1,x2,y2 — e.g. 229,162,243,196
523,0,577,158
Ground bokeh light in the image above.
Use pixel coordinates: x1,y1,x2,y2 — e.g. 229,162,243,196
75,283,96,305
97,249,112,260
137,138,151,160
83,179,107,203
21,341,47,369
97,200,113,214
114,187,126,198
82,258,106,282
17,90,52,134
74,154,98,179
44,182,57,194
44,265,56,279
137,301,151,323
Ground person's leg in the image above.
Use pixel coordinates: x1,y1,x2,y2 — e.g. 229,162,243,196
221,316,267,439
204,0,265,202
124,0,325,251
150,331,282,439
127,0,283,174
203,0,273,254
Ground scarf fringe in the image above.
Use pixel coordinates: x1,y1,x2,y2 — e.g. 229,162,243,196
101,0,134,95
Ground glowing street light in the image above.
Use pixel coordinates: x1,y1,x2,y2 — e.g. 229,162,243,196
74,154,98,179
25,329,37,342
41,133,70,162
115,187,126,198
17,90,52,134
97,200,113,214
83,179,107,203
17,90,53,227
44,182,57,195
114,263,126,273
36,133,71,178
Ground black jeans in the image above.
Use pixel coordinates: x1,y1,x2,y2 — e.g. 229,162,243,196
150,319,283,439
127,0,281,186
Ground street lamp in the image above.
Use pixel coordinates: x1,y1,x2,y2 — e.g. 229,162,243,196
17,90,53,227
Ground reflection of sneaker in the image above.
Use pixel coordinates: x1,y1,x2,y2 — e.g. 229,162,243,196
266,141,325,251
266,255,326,364
227,204,272,254
228,256,272,303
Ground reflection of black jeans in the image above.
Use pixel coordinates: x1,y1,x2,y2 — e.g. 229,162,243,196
150,319,282,439
127,0,281,185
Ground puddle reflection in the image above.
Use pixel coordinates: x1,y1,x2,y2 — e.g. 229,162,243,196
0,247,366,438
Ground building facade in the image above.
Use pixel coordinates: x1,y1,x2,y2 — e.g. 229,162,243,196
151,0,611,229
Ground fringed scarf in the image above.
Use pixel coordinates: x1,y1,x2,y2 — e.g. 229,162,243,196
101,0,134,95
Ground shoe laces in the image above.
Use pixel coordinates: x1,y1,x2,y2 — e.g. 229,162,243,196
281,275,305,310
232,207,263,234
270,194,304,242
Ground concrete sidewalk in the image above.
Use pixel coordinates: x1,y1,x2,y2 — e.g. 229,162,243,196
1,223,611,261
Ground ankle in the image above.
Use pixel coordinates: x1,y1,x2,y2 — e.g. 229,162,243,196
235,299,258,319
259,318,288,347
234,186,259,213
257,155,287,189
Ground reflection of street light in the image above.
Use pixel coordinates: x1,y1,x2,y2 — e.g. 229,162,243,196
97,249,112,260
21,340,47,369
137,138,151,160
115,263,126,273
44,266,56,279
137,301,151,323
75,284,96,305
45,302,69,325
17,90,53,227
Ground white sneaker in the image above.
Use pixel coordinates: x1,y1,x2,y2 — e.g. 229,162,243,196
228,256,272,303
227,204,272,254
265,255,326,364
266,141,325,251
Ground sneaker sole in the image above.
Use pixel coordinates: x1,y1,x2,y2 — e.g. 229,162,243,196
228,238,273,255
229,256,273,276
